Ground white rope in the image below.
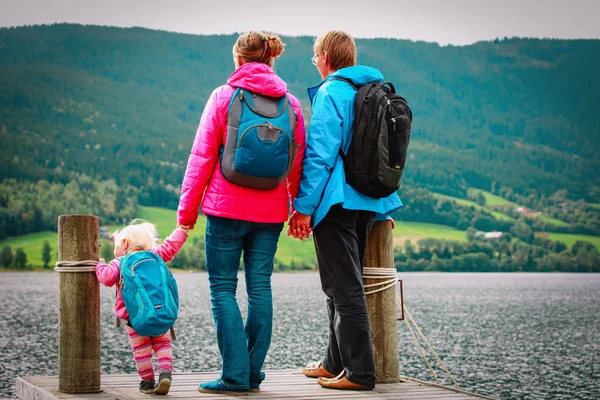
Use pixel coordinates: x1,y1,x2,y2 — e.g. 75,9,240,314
363,267,397,296
363,266,460,389
363,267,397,276
403,305,462,389
54,260,98,273
402,306,440,384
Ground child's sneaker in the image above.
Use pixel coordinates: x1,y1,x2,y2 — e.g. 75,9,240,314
154,370,172,395
139,379,156,394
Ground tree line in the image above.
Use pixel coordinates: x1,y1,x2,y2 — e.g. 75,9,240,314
394,229,599,273
0,240,52,270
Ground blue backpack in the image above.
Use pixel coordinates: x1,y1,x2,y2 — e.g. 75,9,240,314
221,88,298,190
119,250,179,337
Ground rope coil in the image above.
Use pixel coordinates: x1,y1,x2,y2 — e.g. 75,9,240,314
54,260,98,273
363,267,397,295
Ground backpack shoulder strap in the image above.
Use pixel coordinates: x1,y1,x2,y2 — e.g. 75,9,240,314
331,76,359,91
228,87,244,127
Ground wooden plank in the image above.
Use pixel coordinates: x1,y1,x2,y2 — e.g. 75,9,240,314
17,370,492,400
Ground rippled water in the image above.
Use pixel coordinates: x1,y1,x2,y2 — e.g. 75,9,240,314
1,272,599,399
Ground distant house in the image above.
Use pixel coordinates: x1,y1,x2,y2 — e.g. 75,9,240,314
515,206,539,216
476,231,504,239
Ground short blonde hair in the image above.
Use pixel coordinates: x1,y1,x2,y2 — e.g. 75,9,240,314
113,220,159,251
314,31,357,70
233,31,285,68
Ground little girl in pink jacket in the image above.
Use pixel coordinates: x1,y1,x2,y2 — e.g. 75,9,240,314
96,220,189,395
177,31,306,396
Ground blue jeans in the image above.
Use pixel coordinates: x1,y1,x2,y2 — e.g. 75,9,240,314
205,215,283,390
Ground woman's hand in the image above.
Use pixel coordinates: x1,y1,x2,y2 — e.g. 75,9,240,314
288,211,312,240
178,224,192,233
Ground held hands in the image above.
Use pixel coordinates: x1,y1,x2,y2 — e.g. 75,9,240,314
178,224,192,233
287,211,312,240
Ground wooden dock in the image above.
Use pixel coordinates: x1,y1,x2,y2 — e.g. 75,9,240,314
16,370,494,400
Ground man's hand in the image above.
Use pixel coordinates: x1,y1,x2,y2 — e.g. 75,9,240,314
287,211,312,240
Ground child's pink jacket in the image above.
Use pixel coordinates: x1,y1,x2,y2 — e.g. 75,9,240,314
177,62,306,227
95,228,188,320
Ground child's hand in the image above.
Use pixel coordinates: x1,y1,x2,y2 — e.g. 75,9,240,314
178,224,191,233
99,258,105,263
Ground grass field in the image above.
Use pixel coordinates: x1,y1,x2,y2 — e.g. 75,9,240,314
434,193,514,221
0,207,467,267
535,214,570,228
0,206,318,268
392,221,467,247
545,233,600,250
0,231,57,267
470,189,517,207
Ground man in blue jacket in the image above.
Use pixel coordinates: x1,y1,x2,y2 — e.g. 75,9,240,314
288,31,402,390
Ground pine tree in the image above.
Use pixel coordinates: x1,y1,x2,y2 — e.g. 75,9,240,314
14,248,27,269
1,245,13,267
42,240,52,269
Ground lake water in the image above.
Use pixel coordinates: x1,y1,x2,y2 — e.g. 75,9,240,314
0,272,598,399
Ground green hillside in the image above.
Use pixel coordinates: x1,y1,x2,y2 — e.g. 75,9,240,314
1,24,599,204
1,25,599,271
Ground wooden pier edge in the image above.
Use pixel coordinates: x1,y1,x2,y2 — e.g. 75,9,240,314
399,376,498,400
15,370,496,400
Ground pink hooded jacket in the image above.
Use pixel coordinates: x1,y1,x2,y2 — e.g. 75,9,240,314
95,228,188,320
177,62,306,226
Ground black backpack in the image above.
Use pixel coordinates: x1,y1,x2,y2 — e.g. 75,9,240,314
334,78,412,198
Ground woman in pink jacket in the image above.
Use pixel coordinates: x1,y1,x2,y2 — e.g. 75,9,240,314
177,31,306,396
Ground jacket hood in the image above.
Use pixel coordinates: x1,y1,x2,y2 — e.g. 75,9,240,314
227,62,288,97
307,65,384,102
329,65,384,86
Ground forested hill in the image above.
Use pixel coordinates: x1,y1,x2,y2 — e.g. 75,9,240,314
1,24,599,207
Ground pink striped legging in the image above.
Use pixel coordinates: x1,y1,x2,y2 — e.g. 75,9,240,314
125,325,173,381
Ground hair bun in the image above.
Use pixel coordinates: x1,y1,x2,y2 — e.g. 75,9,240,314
263,34,284,58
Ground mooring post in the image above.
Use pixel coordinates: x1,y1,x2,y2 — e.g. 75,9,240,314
364,220,400,383
57,215,101,393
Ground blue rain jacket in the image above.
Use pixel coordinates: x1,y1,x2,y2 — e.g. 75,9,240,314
293,66,403,227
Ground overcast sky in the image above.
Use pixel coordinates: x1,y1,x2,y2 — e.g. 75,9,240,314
1,0,599,45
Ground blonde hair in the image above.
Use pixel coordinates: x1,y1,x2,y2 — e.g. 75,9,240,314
113,219,159,251
233,31,285,68
314,31,357,70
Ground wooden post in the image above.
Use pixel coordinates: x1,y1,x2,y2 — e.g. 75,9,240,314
364,220,400,383
57,215,101,393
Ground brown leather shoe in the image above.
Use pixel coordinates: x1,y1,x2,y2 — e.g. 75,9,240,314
317,372,373,391
302,361,336,378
